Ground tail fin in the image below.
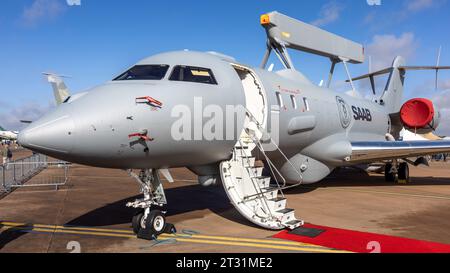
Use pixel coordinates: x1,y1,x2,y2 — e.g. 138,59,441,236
380,56,406,113
43,73,71,105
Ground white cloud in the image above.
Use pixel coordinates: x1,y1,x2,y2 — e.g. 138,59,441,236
432,89,450,136
406,0,435,12
21,0,67,26
311,1,344,27
438,79,450,90
365,32,417,70
0,101,54,131
364,0,444,29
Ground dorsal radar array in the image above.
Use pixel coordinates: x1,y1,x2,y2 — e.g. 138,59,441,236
260,11,365,88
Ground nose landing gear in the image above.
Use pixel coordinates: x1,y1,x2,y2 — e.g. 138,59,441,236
127,169,176,240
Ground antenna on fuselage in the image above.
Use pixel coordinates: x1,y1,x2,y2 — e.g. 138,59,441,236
435,46,442,91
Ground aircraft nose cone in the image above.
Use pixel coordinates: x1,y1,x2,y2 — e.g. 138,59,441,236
18,115,75,155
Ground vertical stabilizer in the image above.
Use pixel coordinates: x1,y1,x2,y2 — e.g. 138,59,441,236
44,73,71,105
380,56,406,113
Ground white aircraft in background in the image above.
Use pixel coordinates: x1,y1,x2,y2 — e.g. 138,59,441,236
400,128,444,141
0,73,71,140
0,126,18,141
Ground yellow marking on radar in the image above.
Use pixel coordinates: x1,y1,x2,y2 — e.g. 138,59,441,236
282,32,291,38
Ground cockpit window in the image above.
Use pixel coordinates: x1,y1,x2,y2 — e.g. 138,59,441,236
113,65,169,81
169,66,218,85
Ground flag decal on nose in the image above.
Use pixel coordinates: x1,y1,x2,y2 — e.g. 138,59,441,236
135,96,163,108
128,130,154,142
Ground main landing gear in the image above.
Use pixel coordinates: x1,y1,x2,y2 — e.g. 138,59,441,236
126,169,176,240
385,161,410,184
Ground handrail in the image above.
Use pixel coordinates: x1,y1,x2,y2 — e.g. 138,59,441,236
243,107,303,186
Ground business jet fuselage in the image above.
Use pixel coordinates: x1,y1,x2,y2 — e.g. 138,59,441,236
16,12,450,236
18,51,393,184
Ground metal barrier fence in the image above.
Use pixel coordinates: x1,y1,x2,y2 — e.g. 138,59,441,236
1,154,70,193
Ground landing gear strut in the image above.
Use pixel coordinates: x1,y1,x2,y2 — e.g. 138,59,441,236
126,169,176,240
384,161,410,184
384,163,396,182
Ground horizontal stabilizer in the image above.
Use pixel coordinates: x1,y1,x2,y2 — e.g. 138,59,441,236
346,68,392,82
262,11,364,64
348,66,450,82
400,66,450,71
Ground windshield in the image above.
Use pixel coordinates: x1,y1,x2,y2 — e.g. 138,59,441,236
113,65,169,81
169,66,218,85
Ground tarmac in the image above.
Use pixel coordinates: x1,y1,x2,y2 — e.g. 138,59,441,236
1,149,450,253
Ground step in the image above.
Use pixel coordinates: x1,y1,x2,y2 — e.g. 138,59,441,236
235,143,249,149
240,136,254,144
267,197,287,211
234,148,252,157
283,219,304,230
276,208,296,223
262,187,278,200
251,176,270,188
243,187,278,201
239,157,256,167
246,166,263,177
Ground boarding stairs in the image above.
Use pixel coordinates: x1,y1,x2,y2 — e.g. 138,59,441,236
220,111,304,230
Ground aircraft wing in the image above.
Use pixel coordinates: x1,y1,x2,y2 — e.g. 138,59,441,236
350,140,450,163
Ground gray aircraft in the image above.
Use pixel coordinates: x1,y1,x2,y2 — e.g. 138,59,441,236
17,12,450,239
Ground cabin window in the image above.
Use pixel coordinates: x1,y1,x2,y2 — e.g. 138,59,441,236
290,95,297,109
303,97,310,111
113,65,169,81
169,66,218,85
276,92,284,108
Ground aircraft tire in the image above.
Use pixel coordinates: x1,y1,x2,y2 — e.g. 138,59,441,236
147,210,166,236
132,210,144,235
398,162,410,183
384,163,396,182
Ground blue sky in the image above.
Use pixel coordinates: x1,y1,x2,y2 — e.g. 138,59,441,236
1,0,450,133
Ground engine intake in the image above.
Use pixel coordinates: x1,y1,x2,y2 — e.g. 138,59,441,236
400,98,440,134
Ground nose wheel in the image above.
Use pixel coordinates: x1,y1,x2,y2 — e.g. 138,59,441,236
127,169,176,240
132,209,169,239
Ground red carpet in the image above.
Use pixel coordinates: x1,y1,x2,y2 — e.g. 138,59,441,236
274,223,450,253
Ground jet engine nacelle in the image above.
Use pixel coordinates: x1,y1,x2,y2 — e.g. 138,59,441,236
400,98,441,134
